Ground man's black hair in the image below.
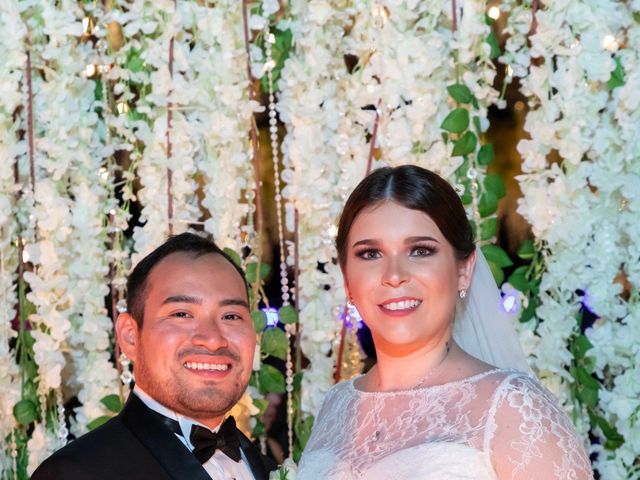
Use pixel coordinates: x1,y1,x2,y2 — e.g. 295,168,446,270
125,232,248,326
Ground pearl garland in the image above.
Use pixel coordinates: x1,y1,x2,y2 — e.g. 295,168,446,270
263,26,296,459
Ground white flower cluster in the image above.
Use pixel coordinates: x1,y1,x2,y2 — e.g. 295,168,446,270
0,1,25,469
278,0,359,415
183,0,260,250
278,0,498,414
507,0,639,476
106,0,200,263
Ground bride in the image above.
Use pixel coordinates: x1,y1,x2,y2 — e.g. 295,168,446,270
296,165,593,479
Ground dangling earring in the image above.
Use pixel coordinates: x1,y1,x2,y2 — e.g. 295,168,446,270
459,289,467,299
119,353,134,387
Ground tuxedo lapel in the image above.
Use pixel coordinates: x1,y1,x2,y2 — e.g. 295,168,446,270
119,394,210,480
239,432,273,480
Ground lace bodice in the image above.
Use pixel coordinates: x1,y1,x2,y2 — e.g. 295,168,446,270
297,369,593,479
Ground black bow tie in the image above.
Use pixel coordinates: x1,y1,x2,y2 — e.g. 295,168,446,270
153,411,242,464
189,416,242,464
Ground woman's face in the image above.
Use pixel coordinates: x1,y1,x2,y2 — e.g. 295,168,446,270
343,201,475,356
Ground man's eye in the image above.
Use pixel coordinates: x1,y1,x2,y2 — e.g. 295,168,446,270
172,311,191,318
356,249,381,260
222,313,242,321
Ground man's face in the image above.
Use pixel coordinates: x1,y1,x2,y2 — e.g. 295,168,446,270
117,252,256,428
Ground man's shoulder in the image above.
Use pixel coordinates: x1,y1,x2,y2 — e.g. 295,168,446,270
31,416,144,479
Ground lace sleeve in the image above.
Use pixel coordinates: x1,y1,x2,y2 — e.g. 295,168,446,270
487,374,593,480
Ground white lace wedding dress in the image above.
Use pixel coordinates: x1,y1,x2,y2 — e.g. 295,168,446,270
297,369,593,479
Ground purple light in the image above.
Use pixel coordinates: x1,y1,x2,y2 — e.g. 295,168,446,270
502,294,518,313
261,307,280,327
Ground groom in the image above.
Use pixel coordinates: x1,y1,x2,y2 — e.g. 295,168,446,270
32,233,274,480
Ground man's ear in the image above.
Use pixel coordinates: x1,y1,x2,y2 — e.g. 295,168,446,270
458,249,477,292
115,313,140,363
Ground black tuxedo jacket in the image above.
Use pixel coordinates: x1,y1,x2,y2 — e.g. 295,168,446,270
31,394,275,480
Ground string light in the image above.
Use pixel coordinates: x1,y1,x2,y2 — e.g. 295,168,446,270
488,6,501,20
602,35,619,52
82,17,92,35
84,64,96,77
116,102,129,115
506,64,514,78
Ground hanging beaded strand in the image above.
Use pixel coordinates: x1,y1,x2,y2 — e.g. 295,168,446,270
56,389,68,446
264,28,296,459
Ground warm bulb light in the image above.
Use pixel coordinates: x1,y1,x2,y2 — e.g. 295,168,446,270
488,6,500,20
602,35,619,52
85,64,96,77
116,102,129,114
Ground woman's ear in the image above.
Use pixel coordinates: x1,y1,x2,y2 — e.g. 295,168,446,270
343,278,352,303
458,249,477,292
115,313,140,362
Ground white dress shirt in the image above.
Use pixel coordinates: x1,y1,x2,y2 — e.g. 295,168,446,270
134,387,255,480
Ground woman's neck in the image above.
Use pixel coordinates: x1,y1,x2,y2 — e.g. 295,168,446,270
369,338,456,392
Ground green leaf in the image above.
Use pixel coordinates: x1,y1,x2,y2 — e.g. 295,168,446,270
478,190,498,217
447,84,474,104
261,327,288,360
87,415,111,431
477,144,495,166
520,299,536,323
592,413,625,449
245,262,270,284
223,248,242,268
125,48,145,73
23,359,38,380
517,240,535,260
295,414,314,451
481,244,513,268
258,364,285,394
13,399,38,425
278,305,298,324
486,260,504,285
460,179,472,205
572,334,594,360
576,384,599,407
253,398,269,416
452,131,477,156
440,108,469,133
486,31,500,59
100,394,123,414
507,266,530,292
252,419,265,438
607,57,625,90
251,310,267,331
473,115,481,135
480,217,497,241
576,365,600,391
484,173,506,198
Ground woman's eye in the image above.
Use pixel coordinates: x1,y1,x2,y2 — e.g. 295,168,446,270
356,249,381,260
411,246,433,257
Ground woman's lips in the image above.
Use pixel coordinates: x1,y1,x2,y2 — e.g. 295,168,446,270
378,298,422,315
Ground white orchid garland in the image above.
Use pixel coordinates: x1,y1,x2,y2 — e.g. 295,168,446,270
184,0,260,250
0,1,25,471
504,0,640,476
278,0,500,417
